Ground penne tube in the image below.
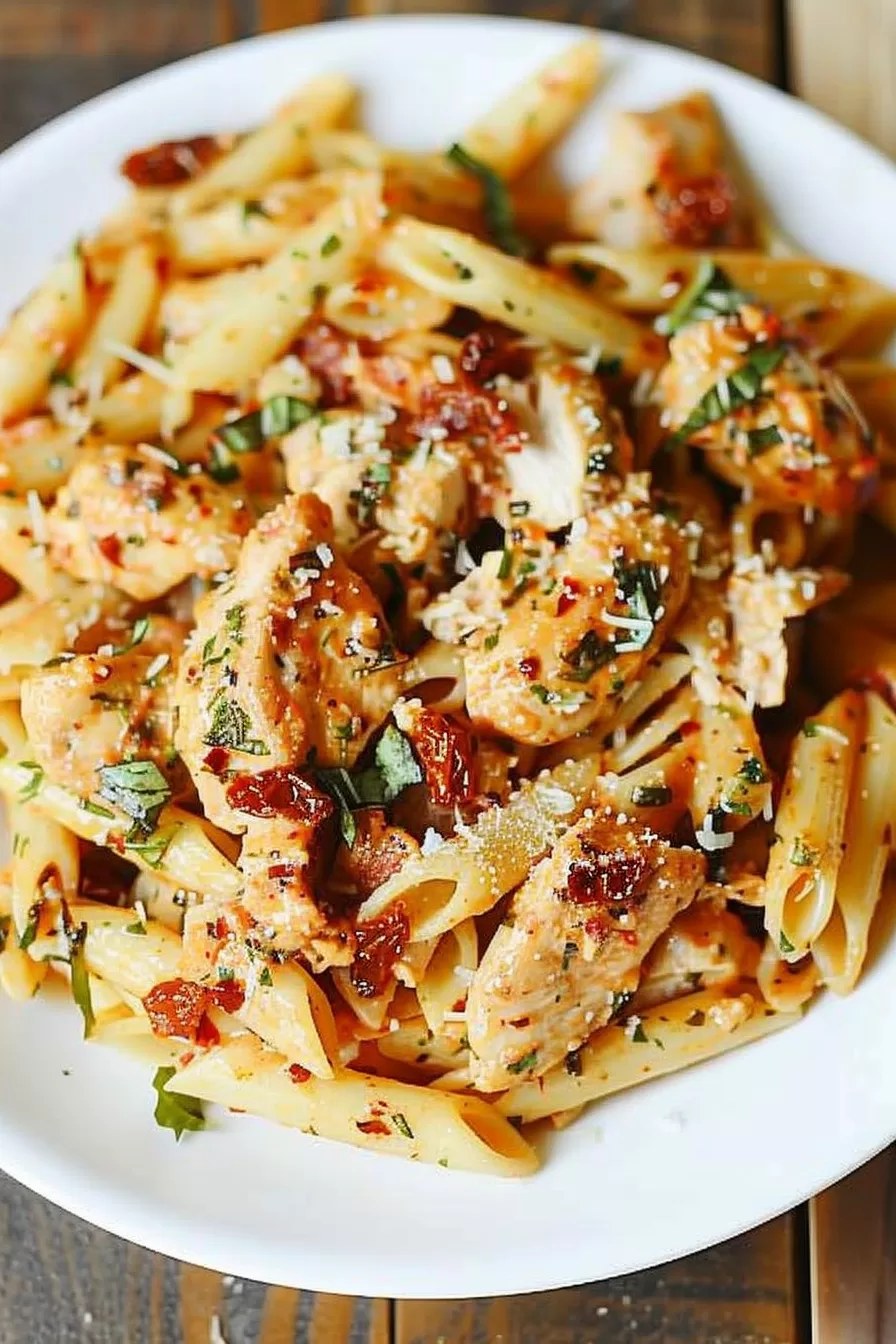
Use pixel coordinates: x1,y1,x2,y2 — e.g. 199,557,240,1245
416,919,478,1034
0,418,81,500
811,692,896,992
170,75,355,218
497,983,799,1123
457,38,602,180
357,755,604,942
763,690,865,961
92,371,194,442
378,218,665,369
0,496,77,601
167,1033,538,1176
72,243,161,394
173,174,383,392
0,250,88,424
71,903,181,997
322,271,452,340
549,245,896,355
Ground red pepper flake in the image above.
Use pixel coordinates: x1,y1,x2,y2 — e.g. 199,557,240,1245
288,1063,312,1084
405,708,476,806
226,766,335,828
143,978,209,1041
350,904,409,998
121,135,221,187
518,656,540,681
268,861,299,881
356,1117,391,1136
203,746,230,775
97,535,123,567
556,576,582,617
563,850,650,908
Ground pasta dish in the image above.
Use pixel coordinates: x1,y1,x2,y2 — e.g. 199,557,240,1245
0,37,894,1177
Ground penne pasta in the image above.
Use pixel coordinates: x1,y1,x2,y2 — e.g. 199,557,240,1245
0,249,88,424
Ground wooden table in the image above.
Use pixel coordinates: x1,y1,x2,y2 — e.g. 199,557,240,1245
1,1,894,1340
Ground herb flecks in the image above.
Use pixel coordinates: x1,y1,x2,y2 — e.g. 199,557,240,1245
446,143,532,259
671,343,787,444
96,759,171,835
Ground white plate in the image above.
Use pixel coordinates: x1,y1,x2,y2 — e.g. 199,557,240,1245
1,14,895,1300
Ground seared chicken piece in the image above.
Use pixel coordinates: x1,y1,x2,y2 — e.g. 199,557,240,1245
572,92,752,249
570,92,756,249
438,500,689,746
727,564,848,707
175,491,404,830
20,644,188,805
498,356,635,529
174,494,403,963
466,804,706,1090
281,409,472,571
636,894,760,1008
658,305,878,513
47,443,253,600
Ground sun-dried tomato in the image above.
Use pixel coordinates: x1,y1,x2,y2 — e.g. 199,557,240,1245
562,849,650,908
405,708,476,806
350,904,409,998
144,978,209,1040
655,171,740,249
226,766,335,829
342,810,416,900
121,135,221,188
459,323,530,384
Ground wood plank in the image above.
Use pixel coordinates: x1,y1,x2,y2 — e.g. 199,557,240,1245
0,0,226,55
0,1170,389,1343
810,1149,896,1344
397,1214,799,1344
789,0,896,156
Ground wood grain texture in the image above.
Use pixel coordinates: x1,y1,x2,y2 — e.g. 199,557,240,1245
810,1150,896,1344
789,0,896,156
396,1215,799,1343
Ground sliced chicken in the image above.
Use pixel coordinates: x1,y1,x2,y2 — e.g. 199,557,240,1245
570,91,756,249
466,804,707,1090
20,642,188,806
175,492,405,831
447,500,690,746
658,305,878,513
281,409,471,572
47,443,253,600
498,356,634,529
727,563,848,707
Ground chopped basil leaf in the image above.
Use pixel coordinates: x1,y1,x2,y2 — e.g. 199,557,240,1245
746,424,784,456
65,917,95,1038
631,784,672,807
393,1112,414,1139
110,615,150,657
320,233,342,257
671,344,787,444
152,1065,206,1140
656,258,747,336
96,759,171,835
214,411,265,455
631,1022,648,1043
561,940,577,972
206,441,241,484
561,629,616,683
507,1049,538,1075
224,604,245,646
779,931,796,955
125,920,147,935
610,990,633,1020
446,143,532,259
497,549,513,581
258,966,273,987
483,631,500,651
18,901,41,951
80,798,116,819
373,724,423,803
260,395,314,437
530,683,591,708
241,198,270,223
595,354,623,376
17,761,44,802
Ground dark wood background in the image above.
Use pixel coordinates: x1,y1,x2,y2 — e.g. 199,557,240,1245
1,1,894,1340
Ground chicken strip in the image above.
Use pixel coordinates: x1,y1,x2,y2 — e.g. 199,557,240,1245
466,805,706,1090
47,442,253,600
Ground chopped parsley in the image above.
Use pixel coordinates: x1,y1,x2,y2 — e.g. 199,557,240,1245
610,990,633,1020
17,762,44,802
483,631,500,651
790,837,820,867
96,759,171,835
64,911,95,1038
446,143,532,258
393,1112,414,1139
746,425,784,456
80,798,116,819
670,344,787,444
320,233,342,257
18,901,42,951
530,683,591,708
561,940,578,972
224,604,245,646
258,966,273,988
203,697,268,756
209,396,314,479
507,1049,538,1075
497,548,513,581
241,198,270,223
110,615,150,656
151,1066,205,1140
631,1022,648,1043
656,258,747,335
738,756,768,785
779,931,796,955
